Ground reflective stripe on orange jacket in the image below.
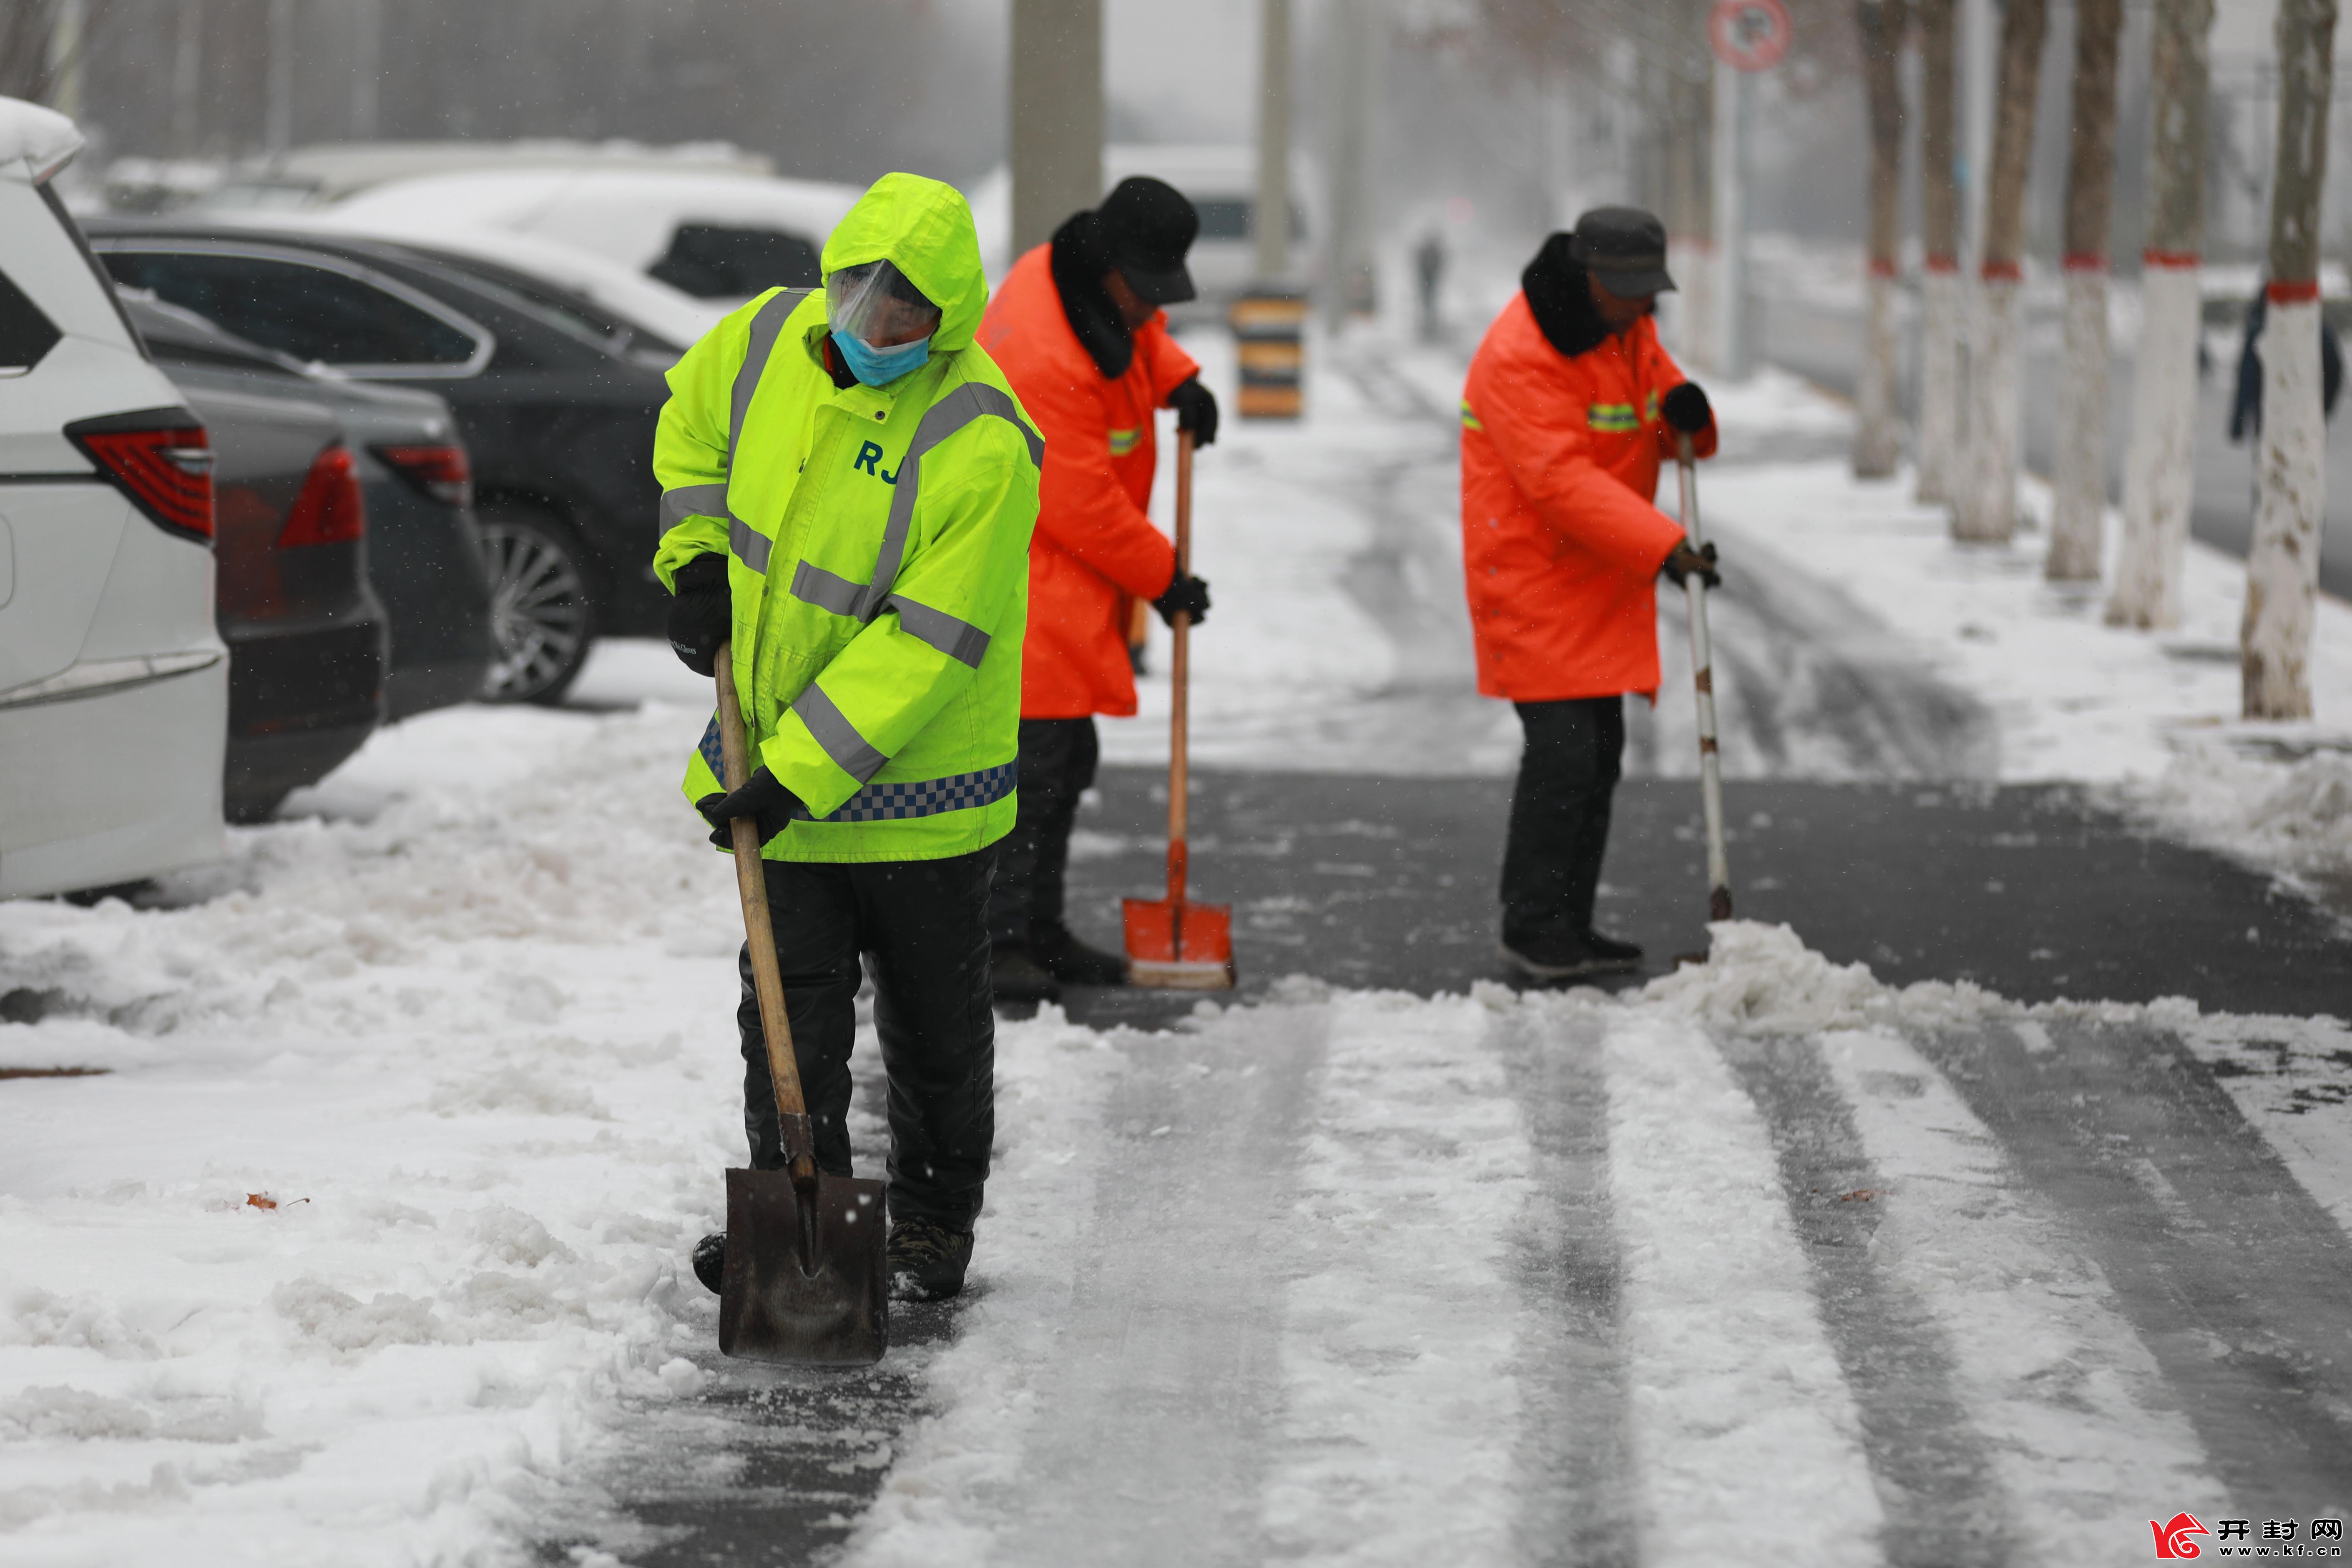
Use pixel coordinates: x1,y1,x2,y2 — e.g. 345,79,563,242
1459,296,1716,703
978,244,1197,719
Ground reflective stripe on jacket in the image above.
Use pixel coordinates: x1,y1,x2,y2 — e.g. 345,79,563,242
1458,296,1716,702
652,172,1043,862
977,244,1195,719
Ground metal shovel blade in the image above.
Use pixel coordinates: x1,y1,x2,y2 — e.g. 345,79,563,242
1122,895,1235,990
717,1166,890,1366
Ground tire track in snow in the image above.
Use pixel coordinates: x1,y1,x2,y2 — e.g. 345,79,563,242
1493,999,1636,1568
1715,1032,2015,1565
1256,990,1535,1565
1909,1018,2352,1522
1601,1010,1886,1565
1819,1025,2226,1561
982,998,1329,1564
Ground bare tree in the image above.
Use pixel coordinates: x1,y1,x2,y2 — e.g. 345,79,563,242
2045,0,2125,580
2242,0,2339,717
1854,0,1910,478
1914,0,1961,504
2108,0,2216,628
1954,0,2048,542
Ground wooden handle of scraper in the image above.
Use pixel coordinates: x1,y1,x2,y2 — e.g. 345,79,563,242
715,646,809,1123
1166,429,1194,900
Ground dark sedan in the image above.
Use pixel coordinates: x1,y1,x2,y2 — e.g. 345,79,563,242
126,324,389,820
87,223,677,704
124,291,495,721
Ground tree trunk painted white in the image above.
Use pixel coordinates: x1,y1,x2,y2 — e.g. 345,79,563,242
2244,294,2329,715
2242,0,2336,718
2046,269,2112,578
2109,262,2202,626
1916,0,1962,503
1953,0,2046,541
2045,0,2124,581
1957,274,2023,539
1858,270,1903,475
1916,267,1963,500
2109,0,2216,628
1855,0,1910,478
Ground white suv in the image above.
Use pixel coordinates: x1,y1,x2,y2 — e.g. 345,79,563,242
1,98,226,899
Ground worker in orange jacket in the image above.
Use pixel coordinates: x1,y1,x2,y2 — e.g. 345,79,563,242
1459,207,1721,981
977,176,1217,1004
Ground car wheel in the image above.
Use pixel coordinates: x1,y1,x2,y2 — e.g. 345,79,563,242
477,503,598,705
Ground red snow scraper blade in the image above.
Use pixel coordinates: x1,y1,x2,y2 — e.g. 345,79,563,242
1123,431,1234,991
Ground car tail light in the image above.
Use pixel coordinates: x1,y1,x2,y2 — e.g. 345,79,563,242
372,443,473,508
277,444,366,548
66,413,214,542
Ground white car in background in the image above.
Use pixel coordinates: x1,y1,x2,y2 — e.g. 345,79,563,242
0,98,226,899
304,167,863,311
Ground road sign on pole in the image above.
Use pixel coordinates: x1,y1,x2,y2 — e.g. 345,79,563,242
1709,0,1793,73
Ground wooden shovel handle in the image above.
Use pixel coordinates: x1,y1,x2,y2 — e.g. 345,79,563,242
715,646,809,1126
1166,429,1194,897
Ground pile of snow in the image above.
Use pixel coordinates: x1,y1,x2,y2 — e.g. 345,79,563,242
0,700,799,1559
0,95,82,185
2130,741,2352,898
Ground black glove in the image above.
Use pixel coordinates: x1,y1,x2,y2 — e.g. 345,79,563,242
1661,381,1712,435
1168,378,1219,448
1151,571,1211,628
695,766,802,851
666,553,731,676
1662,540,1721,591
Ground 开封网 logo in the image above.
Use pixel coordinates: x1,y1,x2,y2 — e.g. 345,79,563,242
2153,1512,2212,1558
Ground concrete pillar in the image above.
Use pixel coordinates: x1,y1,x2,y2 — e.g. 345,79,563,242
1256,0,1294,279
266,0,295,156
1010,0,1104,257
45,0,86,121
1322,0,1381,323
352,0,383,140
1712,57,1748,378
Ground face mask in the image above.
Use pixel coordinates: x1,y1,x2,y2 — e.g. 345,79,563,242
834,329,932,387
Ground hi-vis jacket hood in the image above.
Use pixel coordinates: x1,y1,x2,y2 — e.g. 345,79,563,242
821,171,989,354
651,173,1043,864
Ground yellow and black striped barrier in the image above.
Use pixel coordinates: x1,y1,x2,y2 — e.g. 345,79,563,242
1230,290,1307,420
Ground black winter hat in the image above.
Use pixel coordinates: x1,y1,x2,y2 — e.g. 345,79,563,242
1097,176,1199,305
1569,206,1676,296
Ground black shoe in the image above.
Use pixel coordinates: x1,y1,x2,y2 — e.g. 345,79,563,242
888,1216,974,1302
692,1232,726,1295
1581,929,1644,965
1497,935,1641,980
1031,923,1129,986
991,943,1062,1005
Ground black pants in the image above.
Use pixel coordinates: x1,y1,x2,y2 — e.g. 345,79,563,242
1500,697,1626,949
985,717,1098,945
738,847,996,1232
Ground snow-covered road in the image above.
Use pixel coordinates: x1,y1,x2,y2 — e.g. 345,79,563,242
5,328,2352,1564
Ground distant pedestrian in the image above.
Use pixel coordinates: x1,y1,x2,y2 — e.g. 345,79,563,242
1416,230,1446,342
2230,284,2344,443
1458,207,1721,981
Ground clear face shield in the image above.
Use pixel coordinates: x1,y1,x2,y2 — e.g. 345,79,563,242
825,260,942,349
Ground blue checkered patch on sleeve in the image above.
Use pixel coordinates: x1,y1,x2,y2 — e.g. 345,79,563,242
698,714,1016,824
812,759,1018,822
698,712,726,781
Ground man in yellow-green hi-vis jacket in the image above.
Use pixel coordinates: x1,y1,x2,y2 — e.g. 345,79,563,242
653,173,1042,1304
